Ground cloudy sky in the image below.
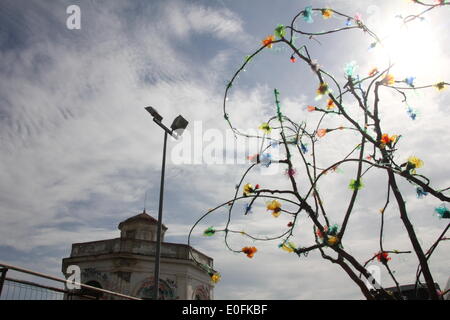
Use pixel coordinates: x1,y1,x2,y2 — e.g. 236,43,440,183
0,0,449,299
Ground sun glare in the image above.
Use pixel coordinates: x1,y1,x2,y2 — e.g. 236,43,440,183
372,17,441,78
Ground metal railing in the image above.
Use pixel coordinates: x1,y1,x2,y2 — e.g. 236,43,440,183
0,262,141,300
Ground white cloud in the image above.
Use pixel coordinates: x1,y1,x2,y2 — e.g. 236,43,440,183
0,0,448,300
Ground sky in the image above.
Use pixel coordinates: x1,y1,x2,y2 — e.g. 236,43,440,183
0,0,449,300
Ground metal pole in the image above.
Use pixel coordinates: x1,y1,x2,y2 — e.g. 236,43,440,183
153,130,168,300
0,268,8,296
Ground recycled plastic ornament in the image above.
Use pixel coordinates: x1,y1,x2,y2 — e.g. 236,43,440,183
243,183,259,196
279,242,297,253
344,61,358,78
326,99,335,110
266,200,282,217
274,24,286,39
376,251,391,264
210,272,221,283
407,107,418,120
260,153,272,167
380,133,398,148
416,187,428,199
368,68,379,77
382,74,395,86
316,83,330,99
259,122,272,134
303,6,314,23
326,236,339,246
349,179,364,190
244,203,253,215
203,227,216,237
405,77,416,88
435,205,450,219
404,156,424,174
242,246,258,258
262,35,275,48
317,129,328,138
321,8,333,19
434,81,446,91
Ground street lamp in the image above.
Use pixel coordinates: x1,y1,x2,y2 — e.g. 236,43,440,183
144,106,188,300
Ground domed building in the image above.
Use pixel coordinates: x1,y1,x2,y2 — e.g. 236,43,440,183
61,210,214,300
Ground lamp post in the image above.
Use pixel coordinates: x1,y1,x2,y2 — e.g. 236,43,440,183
145,106,188,300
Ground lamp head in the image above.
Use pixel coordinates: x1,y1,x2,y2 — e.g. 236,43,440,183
145,106,163,122
170,115,189,137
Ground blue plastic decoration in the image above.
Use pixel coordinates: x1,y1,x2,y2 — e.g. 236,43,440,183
303,6,314,23
300,142,309,154
435,205,450,219
405,77,416,88
344,61,358,78
260,153,272,167
407,107,417,120
416,186,428,198
244,203,253,215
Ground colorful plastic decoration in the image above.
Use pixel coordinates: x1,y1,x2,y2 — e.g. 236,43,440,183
380,133,398,148
267,200,282,217
382,74,395,86
368,67,379,77
279,242,297,253
290,55,296,63
326,99,335,110
274,24,286,39
244,203,253,215
316,82,330,98
316,226,327,238
416,186,428,198
307,105,316,112
203,227,216,237
210,272,221,283
317,224,340,245
344,61,358,78
259,122,272,134
285,168,297,177
321,8,333,19
349,179,364,190
243,183,258,196
405,77,416,88
326,236,339,246
434,81,446,91
434,205,450,219
300,142,308,154
242,246,258,258
303,6,314,23
407,107,417,120
376,251,391,264
407,156,424,171
317,128,328,138
328,224,339,235
260,153,272,167
354,13,363,23
262,35,275,48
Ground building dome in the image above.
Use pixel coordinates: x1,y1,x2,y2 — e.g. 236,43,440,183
118,210,167,241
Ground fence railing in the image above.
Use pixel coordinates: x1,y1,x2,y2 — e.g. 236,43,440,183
0,262,141,300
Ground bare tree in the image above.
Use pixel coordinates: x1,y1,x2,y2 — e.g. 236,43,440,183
189,1,449,300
